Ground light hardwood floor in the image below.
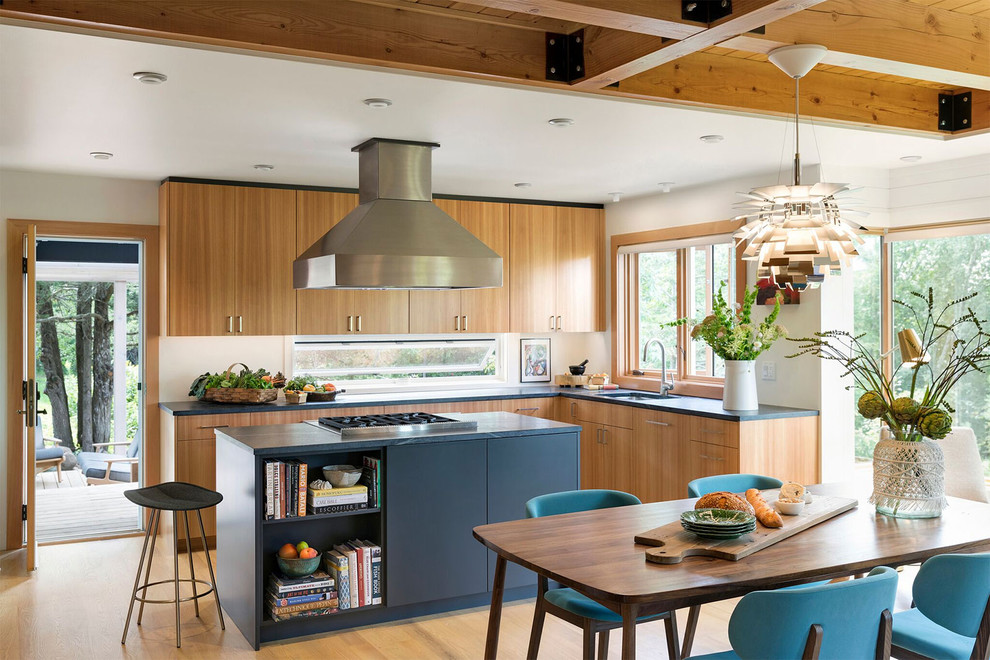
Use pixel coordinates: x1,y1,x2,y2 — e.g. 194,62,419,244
0,535,917,659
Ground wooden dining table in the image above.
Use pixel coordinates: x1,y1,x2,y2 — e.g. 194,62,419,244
473,483,990,660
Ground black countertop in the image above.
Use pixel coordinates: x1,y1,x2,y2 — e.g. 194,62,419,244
161,385,818,422
216,411,579,456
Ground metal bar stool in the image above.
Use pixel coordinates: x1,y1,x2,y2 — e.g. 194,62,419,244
121,481,225,648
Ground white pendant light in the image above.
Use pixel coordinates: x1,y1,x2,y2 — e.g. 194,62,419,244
734,44,865,291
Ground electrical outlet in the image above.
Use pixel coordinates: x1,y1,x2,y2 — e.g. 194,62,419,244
761,362,776,381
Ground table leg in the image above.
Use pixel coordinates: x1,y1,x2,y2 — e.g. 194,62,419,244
485,554,507,660
621,602,639,660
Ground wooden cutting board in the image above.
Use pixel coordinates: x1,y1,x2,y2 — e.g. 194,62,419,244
555,374,590,387
635,491,858,564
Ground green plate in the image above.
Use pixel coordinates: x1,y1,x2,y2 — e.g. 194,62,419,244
681,508,756,526
682,523,755,534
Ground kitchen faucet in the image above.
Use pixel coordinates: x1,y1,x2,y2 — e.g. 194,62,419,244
642,338,674,397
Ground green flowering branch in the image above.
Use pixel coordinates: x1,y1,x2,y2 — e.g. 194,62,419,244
673,282,787,361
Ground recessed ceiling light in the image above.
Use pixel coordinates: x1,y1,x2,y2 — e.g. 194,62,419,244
514,182,533,188
132,71,167,85
609,192,624,203
363,98,393,108
548,118,574,128
658,182,675,193
699,135,724,144
900,155,923,163
89,151,113,160
253,164,275,171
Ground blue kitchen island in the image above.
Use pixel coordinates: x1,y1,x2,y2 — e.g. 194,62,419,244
215,411,580,649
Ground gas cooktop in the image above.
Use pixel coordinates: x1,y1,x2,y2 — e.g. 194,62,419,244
313,412,478,439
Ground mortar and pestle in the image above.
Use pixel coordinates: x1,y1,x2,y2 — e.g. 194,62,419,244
568,359,589,376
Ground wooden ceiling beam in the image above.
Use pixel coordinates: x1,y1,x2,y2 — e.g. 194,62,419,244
461,1,707,39
575,0,828,89
719,0,990,91
614,51,944,134
0,0,551,83
348,0,582,34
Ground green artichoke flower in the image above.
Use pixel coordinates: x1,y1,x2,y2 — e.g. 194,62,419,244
918,409,953,439
891,397,922,424
857,391,887,419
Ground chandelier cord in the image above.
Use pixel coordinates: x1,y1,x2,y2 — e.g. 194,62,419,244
793,76,801,186
808,114,827,182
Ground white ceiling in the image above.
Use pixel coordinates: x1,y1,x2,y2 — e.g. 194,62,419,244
2,24,989,204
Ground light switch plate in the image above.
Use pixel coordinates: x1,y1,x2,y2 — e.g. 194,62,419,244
761,362,776,381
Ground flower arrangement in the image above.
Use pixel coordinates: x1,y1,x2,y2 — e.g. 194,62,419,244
687,283,787,360
787,288,990,441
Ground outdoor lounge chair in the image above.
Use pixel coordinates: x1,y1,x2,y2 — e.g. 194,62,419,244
35,422,66,482
79,437,140,486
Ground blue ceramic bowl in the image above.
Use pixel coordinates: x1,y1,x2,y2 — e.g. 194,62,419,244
276,551,320,578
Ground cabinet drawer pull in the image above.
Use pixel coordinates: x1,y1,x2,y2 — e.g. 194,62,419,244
645,420,670,427
455,315,460,332
701,429,724,435
462,315,467,332
570,401,577,418
596,428,602,444
550,315,556,331
347,315,354,332
698,454,724,461
601,428,608,444
197,425,229,430
238,315,243,333
227,316,233,333
515,407,539,413
556,315,562,331
357,315,362,332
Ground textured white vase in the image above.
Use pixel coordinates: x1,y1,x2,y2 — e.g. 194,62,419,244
723,360,758,410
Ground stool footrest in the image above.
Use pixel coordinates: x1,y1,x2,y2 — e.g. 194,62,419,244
135,577,216,605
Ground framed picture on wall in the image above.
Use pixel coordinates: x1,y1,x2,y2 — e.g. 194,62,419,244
520,338,551,382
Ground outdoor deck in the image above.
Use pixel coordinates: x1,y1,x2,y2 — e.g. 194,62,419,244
36,468,140,543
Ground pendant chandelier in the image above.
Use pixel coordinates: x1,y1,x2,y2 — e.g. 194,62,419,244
734,44,865,291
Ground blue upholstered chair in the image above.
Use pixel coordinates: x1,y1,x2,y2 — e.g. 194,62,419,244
78,436,140,486
525,489,679,660
34,423,66,482
687,473,784,498
891,552,990,660
690,566,898,660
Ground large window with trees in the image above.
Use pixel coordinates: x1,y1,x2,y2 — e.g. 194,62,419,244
853,226,990,476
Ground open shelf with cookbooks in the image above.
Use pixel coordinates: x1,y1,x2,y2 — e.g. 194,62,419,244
262,451,382,523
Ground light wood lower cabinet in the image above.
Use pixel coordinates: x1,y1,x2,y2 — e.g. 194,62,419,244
688,440,741,482
631,409,687,503
579,422,633,493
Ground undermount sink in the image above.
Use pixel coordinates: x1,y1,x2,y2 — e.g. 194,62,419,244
596,391,677,401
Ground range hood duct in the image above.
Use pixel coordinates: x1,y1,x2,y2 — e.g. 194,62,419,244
293,138,503,290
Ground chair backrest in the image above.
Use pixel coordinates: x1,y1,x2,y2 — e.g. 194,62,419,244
525,489,641,518
687,473,784,498
35,423,45,450
727,566,898,660
939,428,989,503
913,552,990,638
126,436,142,458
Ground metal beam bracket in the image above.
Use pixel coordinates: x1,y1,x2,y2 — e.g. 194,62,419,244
546,30,584,83
938,91,972,132
683,0,733,23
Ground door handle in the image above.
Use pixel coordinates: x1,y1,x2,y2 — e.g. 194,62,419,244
455,315,460,332
238,315,243,333
347,315,354,332
37,409,48,415
645,420,670,427
601,428,608,445
570,402,577,418
357,316,362,332
550,315,555,331
461,315,467,332
556,315,562,331
227,316,233,333
596,428,602,444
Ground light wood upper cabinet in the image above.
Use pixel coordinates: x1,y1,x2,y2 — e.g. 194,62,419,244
163,183,236,336
234,187,297,335
162,182,295,336
295,190,410,335
509,204,557,332
555,206,605,332
509,204,604,333
409,199,509,334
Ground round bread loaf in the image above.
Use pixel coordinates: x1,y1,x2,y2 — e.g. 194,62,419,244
695,491,755,514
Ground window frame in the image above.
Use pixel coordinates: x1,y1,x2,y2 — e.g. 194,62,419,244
611,219,745,398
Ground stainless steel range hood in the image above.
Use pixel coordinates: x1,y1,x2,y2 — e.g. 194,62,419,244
293,138,503,290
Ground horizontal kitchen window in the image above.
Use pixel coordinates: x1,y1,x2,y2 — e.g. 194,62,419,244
292,338,500,386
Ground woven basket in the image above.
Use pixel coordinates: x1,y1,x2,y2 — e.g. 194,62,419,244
202,363,278,405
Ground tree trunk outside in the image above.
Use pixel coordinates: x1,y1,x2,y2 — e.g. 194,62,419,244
92,283,114,450
75,283,95,452
37,282,75,452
